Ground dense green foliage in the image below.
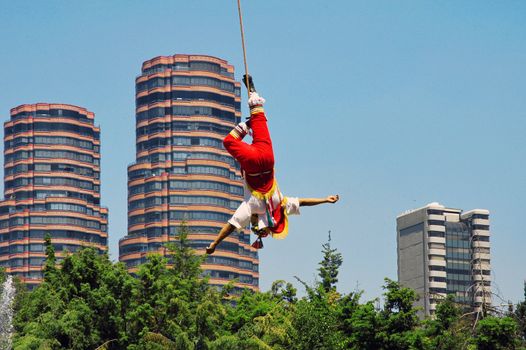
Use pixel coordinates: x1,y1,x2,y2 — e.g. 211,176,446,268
7,228,526,349
514,282,526,343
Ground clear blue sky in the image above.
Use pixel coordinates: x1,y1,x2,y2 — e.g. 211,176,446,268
1,0,525,304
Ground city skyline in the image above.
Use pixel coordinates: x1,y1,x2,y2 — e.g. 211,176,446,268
0,1,524,303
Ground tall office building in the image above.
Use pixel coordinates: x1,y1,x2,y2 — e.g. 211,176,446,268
397,202,491,317
0,103,108,288
118,54,259,291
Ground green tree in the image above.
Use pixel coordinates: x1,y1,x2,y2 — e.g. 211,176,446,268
514,282,526,343
318,234,343,293
11,223,526,350
343,279,425,350
14,222,226,350
289,236,345,350
43,233,56,279
14,246,136,349
345,300,386,349
291,288,344,350
0,267,6,285
270,280,297,304
381,278,421,349
423,294,470,350
127,222,224,349
212,281,295,350
474,316,520,350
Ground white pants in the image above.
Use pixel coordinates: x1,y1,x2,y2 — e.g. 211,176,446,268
229,190,300,230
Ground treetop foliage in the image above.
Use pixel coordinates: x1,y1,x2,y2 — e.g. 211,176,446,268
7,229,526,349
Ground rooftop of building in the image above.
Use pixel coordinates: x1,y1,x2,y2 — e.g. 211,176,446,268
398,202,489,221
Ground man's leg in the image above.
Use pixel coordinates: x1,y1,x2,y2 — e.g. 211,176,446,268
246,93,275,171
243,75,272,150
207,201,252,254
223,94,274,172
247,93,272,147
206,223,236,254
249,113,273,148
223,123,256,165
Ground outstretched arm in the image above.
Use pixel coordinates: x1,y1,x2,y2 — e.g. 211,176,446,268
299,195,339,207
206,223,236,254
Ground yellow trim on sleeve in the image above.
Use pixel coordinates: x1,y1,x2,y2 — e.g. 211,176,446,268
229,129,241,139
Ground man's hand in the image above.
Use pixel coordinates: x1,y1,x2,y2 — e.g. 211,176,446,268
326,195,340,203
206,244,216,255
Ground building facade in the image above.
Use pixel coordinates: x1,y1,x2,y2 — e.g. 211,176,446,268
0,103,108,288
118,54,259,291
397,202,491,317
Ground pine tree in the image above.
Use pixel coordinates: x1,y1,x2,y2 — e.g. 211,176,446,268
290,234,346,350
318,232,343,293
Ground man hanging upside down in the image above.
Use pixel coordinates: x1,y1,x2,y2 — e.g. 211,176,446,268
206,76,339,254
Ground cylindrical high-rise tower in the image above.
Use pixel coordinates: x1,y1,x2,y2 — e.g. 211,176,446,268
0,103,108,288
119,54,259,291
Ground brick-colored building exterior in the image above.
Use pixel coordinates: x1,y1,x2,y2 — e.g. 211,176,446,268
119,54,259,291
0,103,108,288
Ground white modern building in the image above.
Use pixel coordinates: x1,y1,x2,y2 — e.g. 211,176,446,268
397,202,491,317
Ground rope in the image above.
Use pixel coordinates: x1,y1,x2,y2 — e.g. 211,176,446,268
236,0,250,98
